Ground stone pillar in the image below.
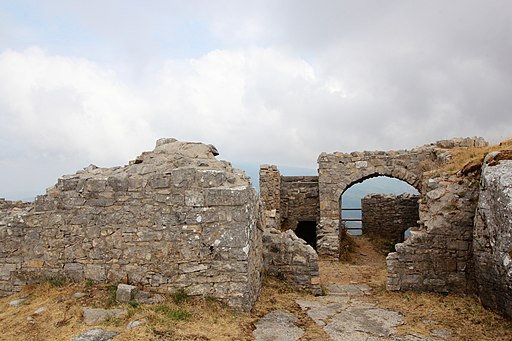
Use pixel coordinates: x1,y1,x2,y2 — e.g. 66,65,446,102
259,165,281,229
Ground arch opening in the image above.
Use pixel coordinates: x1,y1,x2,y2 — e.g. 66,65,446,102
340,176,419,244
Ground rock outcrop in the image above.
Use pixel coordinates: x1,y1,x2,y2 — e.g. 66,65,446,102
0,138,262,312
473,151,512,317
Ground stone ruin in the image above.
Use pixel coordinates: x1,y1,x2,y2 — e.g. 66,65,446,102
0,138,262,311
361,193,419,242
260,137,512,318
1,136,511,318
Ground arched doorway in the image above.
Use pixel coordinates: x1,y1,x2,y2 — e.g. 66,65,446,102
340,175,419,249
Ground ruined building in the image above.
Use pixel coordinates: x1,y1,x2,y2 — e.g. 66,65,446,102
1,137,511,317
0,138,262,311
260,137,512,318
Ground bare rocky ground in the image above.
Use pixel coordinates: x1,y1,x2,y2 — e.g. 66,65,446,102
253,237,512,341
1,237,511,340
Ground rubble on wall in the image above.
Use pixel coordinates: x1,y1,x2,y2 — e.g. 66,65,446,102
262,228,321,295
386,172,480,292
0,138,262,312
473,151,512,318
361,193,419,242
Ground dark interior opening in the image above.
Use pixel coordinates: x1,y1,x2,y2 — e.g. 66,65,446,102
295,221,317,250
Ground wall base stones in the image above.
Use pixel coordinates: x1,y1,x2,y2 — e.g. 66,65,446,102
387,172,480,293
473,151,512,318
0,138,262,312
262,228,321,295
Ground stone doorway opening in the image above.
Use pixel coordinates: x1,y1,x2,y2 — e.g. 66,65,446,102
295,221,317,250
340,176,419,243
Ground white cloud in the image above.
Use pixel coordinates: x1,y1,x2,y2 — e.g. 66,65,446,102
0,47,154,163
1,1,512,199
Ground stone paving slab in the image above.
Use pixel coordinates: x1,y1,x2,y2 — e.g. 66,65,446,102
252,310,304,341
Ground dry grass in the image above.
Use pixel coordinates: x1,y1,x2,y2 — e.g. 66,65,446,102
320,236,512,341
1,237,511,340
0,280,254,341
440,138,512,174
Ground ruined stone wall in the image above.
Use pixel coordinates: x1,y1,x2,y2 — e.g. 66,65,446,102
0,139,262,312
361,193,419,242
317,149,431,258
386,172,480,293
259,165,281,230
280,176,319,231
262,228,321,295
473,151,512,318
318,137,487,259
259,167,320,233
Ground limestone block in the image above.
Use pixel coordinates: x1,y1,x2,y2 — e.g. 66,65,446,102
116,284,138,303
85,264,106,282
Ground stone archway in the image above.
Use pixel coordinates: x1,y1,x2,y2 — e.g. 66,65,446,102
316,149,432,258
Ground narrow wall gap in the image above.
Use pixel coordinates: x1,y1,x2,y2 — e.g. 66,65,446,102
295,221,317,250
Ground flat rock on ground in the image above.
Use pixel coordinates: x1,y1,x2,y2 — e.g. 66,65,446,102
82,307,128,325
253,310,304,341
70,328,118,341
255,282,445,341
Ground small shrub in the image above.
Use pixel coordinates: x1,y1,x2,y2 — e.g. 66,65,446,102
128,300,140,309
106,284,118,307
205,295,217,305
171,289,189,304
105,317,121,327
85,279,94,288
45,276,67,287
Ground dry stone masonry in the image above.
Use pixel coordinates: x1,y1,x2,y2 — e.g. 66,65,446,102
0,138,262,312
361,193,419,242
317,137,487,258
279,176,319,233
262,228,321,295
386,172,480,293
2,135,511,319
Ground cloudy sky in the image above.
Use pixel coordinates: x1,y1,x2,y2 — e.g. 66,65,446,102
1,0,511,200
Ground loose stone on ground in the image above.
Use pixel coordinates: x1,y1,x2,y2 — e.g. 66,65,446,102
82,307,128,325
70,328,118,341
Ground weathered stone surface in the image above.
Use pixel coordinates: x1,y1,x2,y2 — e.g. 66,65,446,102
253,310,304,341
133,290,164,304
126,320,145,330
82,307,128,325
295,289,439,341
116,284,138,303
315,138,485,258
259,167,319,245
473,151,512,317
8,296,29,307
0,138,262,312
262,228,322,295
362,193,419,242
70,328,118,341
387,172,479,293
